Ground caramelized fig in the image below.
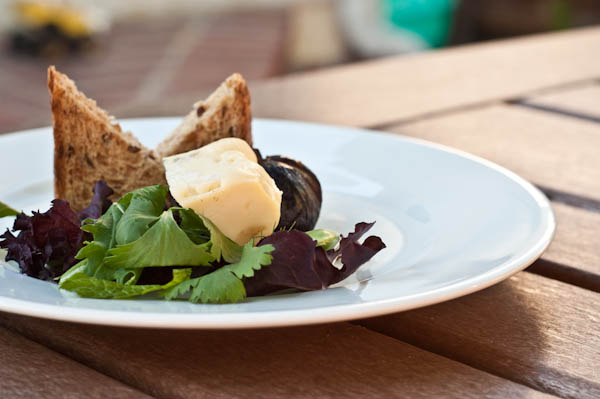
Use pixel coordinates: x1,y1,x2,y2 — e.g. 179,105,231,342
258,155,322,231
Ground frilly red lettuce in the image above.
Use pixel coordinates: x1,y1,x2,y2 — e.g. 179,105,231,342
0,181,113,280
78,181,114,221
245,222,385,296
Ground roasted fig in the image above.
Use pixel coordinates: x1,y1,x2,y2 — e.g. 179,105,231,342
258,155,322,231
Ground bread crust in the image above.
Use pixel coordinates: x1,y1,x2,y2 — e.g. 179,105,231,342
48,66,166,211
48,68,253,211
156,73,252,158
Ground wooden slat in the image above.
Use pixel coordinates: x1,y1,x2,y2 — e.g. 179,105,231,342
522,84,600,121
390,103,600,201
250,27,600,128
0,326,150,399
358,273,600,399
390,104,600,288
0,314,552,399
529,202,600,291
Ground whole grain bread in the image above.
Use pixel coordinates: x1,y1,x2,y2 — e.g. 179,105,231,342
156,73,252,157
48,66,166,211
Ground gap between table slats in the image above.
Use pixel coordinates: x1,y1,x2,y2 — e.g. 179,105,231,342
0,314,553,399
355,273,600,399
250,27,600,128
0,326,152,399
387,103,600,291
530,201,600,292
514,83,600,124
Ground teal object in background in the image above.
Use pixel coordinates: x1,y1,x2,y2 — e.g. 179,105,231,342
383,0,457,48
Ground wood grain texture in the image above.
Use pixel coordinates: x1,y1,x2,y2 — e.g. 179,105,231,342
0,314,552,399
522,84,600,120
357,273,600,399
0,326,150,399
528,202,600,291
390,104,600,201
390,105,600,288
250,27,600,128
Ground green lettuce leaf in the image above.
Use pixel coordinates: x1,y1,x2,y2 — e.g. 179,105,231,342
164,243,274,303
76,202,126,278
176,207,211,244
306,229,340,251
0,201,19,218
58,260,87,285
115,185,167,245
105,209,214,269
59,261,150,289
174,208,242,263
114,268,142,285
59,268,191,299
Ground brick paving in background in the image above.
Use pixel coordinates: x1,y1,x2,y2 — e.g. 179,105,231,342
0,10,287,134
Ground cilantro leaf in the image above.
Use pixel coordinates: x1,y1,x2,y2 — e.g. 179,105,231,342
228,243,274,279
174,208,242,263
164,243,274,303
115,185,167,245
162,277,194,301
166,268,246,304
0,201,19,218
59,268,191,299
105,209,214,269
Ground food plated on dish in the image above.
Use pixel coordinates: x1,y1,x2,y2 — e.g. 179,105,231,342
0,115,555,328
0,67,385,304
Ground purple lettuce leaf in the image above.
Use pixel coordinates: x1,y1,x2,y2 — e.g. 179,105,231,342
245,222,385,296
325,222,386,285
0,181,114,281
1,200,82,280
78,181,114,221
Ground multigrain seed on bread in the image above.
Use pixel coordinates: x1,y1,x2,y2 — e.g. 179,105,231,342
48,66,166,211
156,73,252,158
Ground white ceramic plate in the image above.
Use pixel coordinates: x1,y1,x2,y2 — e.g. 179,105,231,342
0,118,555,329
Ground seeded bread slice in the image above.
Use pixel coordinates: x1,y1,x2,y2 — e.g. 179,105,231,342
156,73,252,158
48,66,166,211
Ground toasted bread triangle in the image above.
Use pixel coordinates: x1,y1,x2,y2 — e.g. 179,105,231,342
156,73,252,157
48,66,166,211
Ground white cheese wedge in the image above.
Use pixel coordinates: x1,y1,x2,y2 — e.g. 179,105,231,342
163,138,282,245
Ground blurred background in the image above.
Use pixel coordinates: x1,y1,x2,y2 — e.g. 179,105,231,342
1,0,599,133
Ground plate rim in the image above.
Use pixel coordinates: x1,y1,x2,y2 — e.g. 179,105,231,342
0,117,556,329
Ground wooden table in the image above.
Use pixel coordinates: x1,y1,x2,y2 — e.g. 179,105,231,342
1,27,600,399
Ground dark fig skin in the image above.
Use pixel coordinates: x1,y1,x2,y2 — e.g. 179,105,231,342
258,155,322,232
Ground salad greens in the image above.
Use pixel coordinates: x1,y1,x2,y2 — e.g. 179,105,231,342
0,201,19,218
105,209,214,269
1,181,385,304
163,243,273,303
306,229,339,251
56,184,275,303
60,266,191,299
0,181,113,281
0,199,87,280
